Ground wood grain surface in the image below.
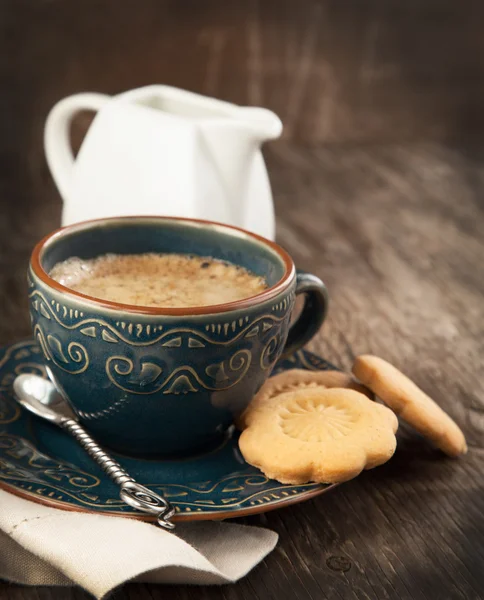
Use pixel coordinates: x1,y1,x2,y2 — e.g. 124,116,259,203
1,1,484,599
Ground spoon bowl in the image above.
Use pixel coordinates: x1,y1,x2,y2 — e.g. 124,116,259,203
13,373,76,424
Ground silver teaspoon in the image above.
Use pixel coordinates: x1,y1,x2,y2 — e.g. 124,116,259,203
13,374,176,531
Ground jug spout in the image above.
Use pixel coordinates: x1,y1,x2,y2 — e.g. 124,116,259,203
199,106,282,233
238,107,283,141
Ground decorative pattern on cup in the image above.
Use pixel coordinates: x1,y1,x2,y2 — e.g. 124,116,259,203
29,282,295,400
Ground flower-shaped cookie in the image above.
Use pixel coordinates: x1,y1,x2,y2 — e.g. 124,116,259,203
239,388,398,484
237,369,372,429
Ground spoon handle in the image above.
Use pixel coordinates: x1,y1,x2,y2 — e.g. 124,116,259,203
60,418,175,530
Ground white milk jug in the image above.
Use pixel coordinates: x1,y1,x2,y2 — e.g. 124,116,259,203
44,85,282,240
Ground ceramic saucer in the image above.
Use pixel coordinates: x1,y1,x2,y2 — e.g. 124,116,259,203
0,340,337,521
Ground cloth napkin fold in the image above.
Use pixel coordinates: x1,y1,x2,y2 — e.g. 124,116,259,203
0,489,278,598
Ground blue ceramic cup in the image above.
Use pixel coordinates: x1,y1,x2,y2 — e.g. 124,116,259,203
29,216,328,457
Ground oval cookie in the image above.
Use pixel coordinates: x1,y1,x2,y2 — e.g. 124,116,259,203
352,355,467,457
237,369,372,429
239,388,398,485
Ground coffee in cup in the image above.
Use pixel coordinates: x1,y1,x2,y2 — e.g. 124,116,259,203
49,252,268,308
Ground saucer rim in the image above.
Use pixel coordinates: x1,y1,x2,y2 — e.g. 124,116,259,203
0,479,336,522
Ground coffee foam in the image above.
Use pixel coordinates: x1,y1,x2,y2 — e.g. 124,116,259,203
49,253,268,308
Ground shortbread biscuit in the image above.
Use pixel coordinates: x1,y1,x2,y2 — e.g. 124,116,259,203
237,369,372,429
239,388,398,484
352,355,467,457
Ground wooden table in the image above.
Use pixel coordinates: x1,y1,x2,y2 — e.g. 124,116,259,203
1,142,483,600
1,1,484,598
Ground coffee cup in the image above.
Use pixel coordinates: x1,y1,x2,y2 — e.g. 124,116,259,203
29,216,328,457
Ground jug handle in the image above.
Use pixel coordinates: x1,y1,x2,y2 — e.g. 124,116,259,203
44,93,110,202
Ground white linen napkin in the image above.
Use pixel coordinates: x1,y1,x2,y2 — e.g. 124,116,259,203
0,489,278,598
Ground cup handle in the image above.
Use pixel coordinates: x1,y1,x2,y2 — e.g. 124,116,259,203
44,93,111,203
280,271,329,360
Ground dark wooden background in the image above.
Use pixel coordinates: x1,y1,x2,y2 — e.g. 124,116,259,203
1,1,484,599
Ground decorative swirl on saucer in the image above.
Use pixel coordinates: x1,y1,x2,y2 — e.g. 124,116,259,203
0,394,21,425
43,468,100,488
